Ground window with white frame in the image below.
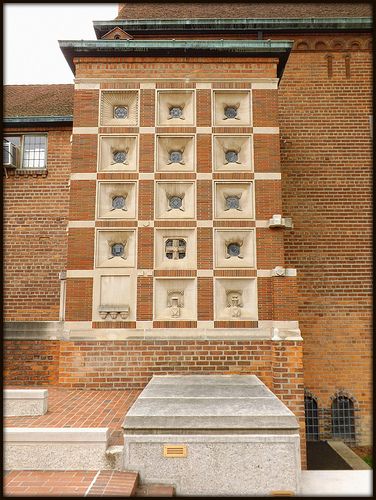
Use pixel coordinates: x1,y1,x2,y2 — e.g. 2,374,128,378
3,134,47,169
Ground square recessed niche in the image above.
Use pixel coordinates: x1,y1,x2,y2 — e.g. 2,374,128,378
92,273,136,322
214,278,258,321
154,278,197,321
97,181,137,219
98,135,138,172
213,90,251,126
214,181,254,219
100,90,139,126
214,229,256,269
156,135,195,172
95,229,136,268
213,135,252,172
155,228,197,270
155,181,195,220
157,90,195,126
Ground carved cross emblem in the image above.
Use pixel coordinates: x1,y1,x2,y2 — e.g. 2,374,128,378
165,239,186,260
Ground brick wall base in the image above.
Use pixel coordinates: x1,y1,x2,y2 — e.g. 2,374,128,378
3,338,306,467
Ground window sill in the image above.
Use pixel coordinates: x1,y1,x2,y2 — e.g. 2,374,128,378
4,168,48,178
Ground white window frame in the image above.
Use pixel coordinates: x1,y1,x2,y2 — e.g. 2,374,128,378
3,133,48,169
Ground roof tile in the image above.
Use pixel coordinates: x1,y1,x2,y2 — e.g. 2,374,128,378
3,84,74,118
117,2,372,19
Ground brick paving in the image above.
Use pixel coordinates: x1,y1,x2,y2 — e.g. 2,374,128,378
4,386,140,445
4,470,97,497
4,470,141,497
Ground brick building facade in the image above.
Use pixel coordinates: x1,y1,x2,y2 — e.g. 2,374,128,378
3,1,372,454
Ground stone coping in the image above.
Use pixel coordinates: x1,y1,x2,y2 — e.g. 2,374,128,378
123,375,299,431
4,389,48,400
328,440,372,470
5,427,110,443
67,327,302,341
150,374,262,385
4,321,303,341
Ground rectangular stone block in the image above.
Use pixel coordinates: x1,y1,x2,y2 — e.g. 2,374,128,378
4,389,48,416
4,428,110,470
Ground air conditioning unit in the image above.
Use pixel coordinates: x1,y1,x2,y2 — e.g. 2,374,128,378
3,141,20,168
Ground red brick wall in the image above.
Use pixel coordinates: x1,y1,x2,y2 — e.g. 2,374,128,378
279,36,372,444
4,340,60,386
3,127,71,321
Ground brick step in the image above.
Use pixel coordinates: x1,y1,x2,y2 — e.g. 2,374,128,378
87,470,139,496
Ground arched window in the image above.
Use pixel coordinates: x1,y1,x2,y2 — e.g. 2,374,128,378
331,395,356,443
304,393,319,441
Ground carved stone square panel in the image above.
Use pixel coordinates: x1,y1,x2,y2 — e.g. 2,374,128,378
97,181,137,219
156,135,195,172
214,181,254,219
100,90,139,126
214,229,256,269
214,278,258,321
154,278,197,321
155,181,196,219
213,90,251,126
213,135,252,172
157,90,195,126
95,229,136,268
155,228,197,270
98,135,138,172
92,272,136,321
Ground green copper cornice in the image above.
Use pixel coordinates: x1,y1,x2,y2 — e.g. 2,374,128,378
4,116,73,125
93,17,372,38
59,39,293,78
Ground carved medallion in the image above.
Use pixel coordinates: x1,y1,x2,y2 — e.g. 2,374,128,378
223,103,240,120
168,150,184,164
169,196,183,210
111,195,127,211
168,105,184,119
225,195,241,210
113,106,128,119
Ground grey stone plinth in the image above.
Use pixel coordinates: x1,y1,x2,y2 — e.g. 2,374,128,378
122,375,301,496
124,397,297,430
4,428,111,470
140,383,270,399
149,374,263,385
4,389,48,416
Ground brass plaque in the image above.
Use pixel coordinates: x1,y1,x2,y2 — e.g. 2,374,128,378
163,444,188,458
271,491,294,496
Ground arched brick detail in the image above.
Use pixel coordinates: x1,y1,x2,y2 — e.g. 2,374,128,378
329,389,359,409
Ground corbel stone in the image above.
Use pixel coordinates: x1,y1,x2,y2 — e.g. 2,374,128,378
268,214,293,229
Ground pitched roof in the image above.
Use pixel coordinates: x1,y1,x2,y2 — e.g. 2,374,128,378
116,2,372,19
3,84,74,118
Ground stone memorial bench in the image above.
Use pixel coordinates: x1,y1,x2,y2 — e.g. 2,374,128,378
122,374,301,496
